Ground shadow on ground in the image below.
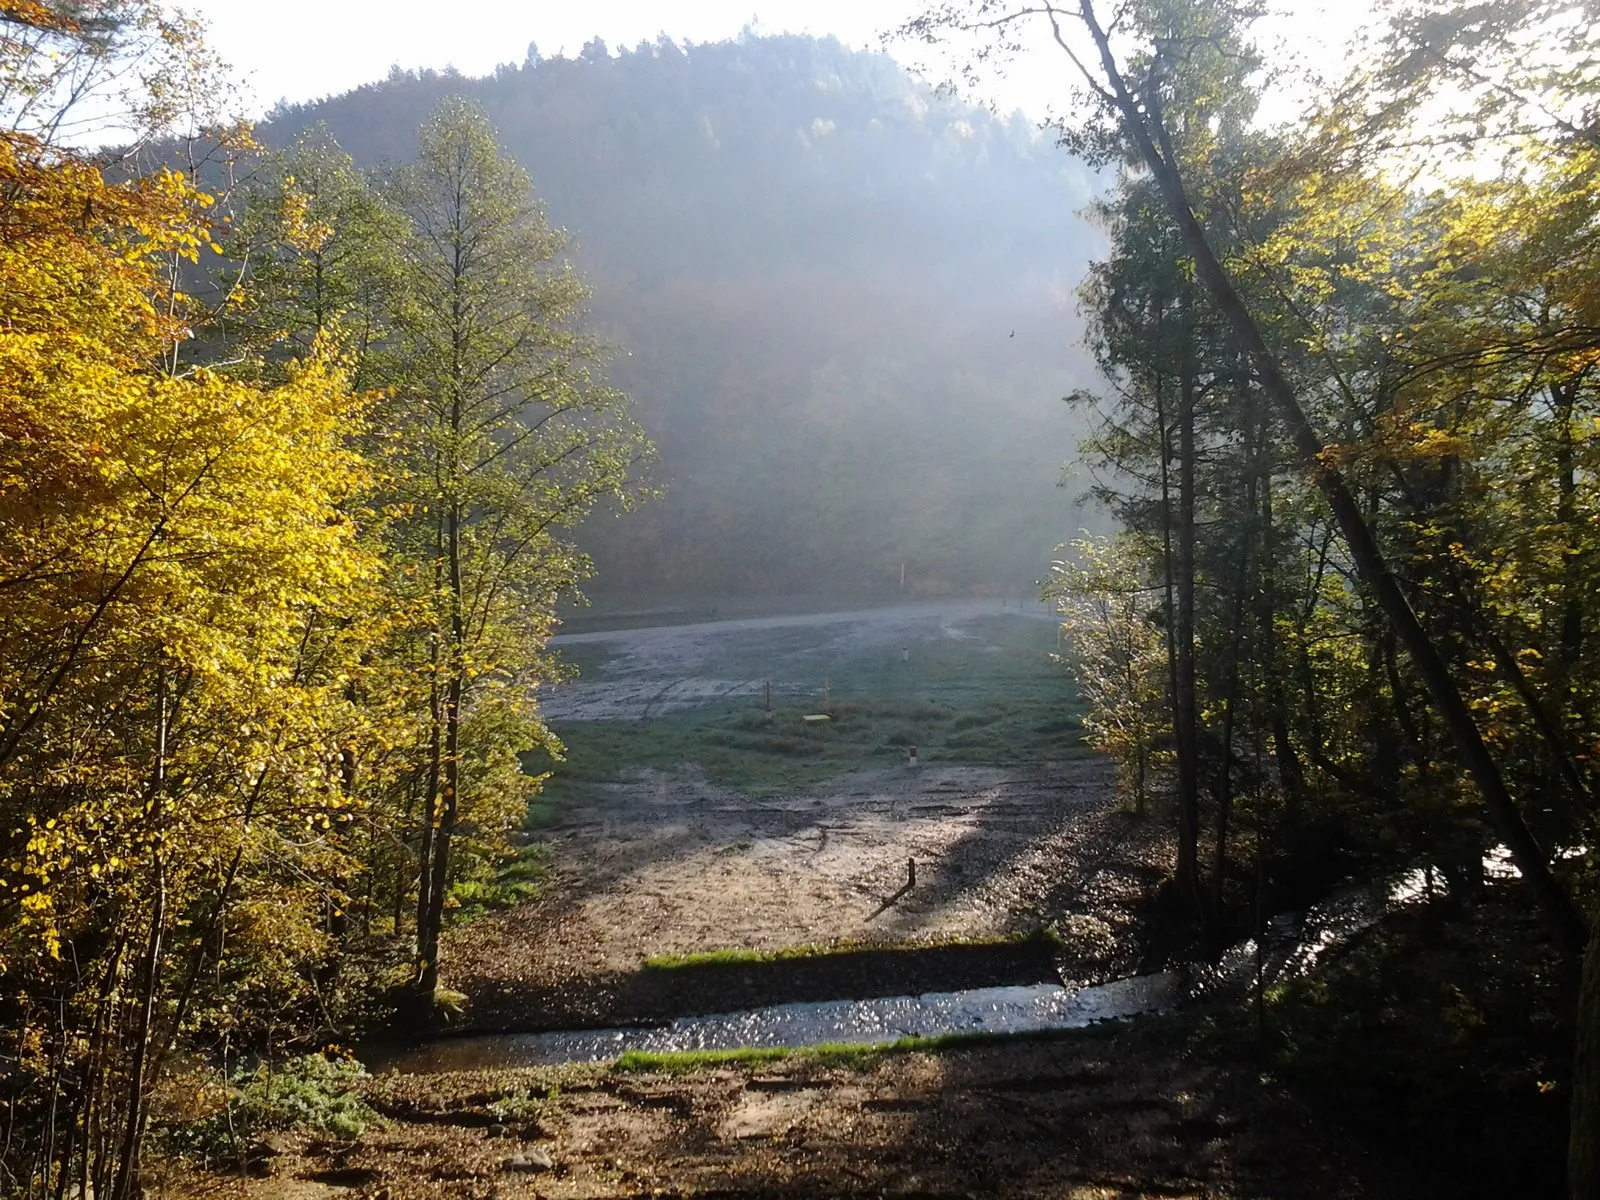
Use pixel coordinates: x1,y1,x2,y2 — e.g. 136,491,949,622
397,937,1065,1038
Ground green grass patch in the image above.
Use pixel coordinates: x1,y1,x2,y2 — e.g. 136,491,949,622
612,1026,1094,1074
161,1054,378,1158
530,614,1088,801
446,841,550,922
643,944,832,970
642,928,1064,971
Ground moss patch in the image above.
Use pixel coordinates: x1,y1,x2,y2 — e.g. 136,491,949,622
642,928,1064,971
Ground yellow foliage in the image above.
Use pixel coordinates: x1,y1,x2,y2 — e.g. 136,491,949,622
0,132,378,968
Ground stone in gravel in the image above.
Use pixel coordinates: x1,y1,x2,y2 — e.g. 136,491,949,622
485,1123,510,1138
501,1146,555,1172
251,1131,294,1156
243,1132,294,1176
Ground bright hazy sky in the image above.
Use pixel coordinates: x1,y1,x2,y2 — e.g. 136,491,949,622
185,0,1370,123
189,1,915,111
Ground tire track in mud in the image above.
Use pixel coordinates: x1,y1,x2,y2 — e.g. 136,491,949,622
637,675,763,721
637,676,690,722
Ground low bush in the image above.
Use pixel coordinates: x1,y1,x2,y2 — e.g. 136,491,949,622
163,1053,377,1158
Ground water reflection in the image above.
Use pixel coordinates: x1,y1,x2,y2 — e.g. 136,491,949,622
367,974,1184,1074
370,845,1577,1076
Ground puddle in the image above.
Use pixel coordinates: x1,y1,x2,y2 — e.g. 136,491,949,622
366,974,1182,1074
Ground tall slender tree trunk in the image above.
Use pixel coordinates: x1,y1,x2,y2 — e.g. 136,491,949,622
112,666,168,1200
1571,899,1600,1198
1253,432,1302,811
1554,381,1583,674
418,503,465,1001
1173,290,1201,910
74,933,126,1200
415,515,445,980
395,774,418,938
1154,362,1181,798
333,684,359,941
1212,470,1253,919
1078,0,1587,957
1551,381,1594,805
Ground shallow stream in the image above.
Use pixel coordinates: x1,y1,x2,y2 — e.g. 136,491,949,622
366,850,1538,1076
366,972,1184,1073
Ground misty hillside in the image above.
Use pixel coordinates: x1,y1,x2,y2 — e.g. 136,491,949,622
260,34,1104,611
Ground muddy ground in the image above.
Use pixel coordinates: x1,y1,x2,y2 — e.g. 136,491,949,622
438,605,1164,1032
538,602,1056,722
171,606,1445,1198
441,758,1166,1032
188,1021,1433,1200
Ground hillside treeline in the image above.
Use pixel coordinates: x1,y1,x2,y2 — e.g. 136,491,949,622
996,0,1598,1188
0,5,648,1194
258,34,1105,608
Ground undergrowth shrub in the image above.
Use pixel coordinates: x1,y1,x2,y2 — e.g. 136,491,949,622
164,1054,376,1156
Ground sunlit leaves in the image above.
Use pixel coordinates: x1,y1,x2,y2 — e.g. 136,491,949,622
0,113,382,1194
1047,535,1170,810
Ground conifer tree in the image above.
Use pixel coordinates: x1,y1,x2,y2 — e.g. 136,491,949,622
380,98,650,1005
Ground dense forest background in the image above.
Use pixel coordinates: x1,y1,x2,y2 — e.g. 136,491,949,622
257,35,1105,610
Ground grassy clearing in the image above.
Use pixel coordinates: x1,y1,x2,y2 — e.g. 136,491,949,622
642,927,1065,971
530,614,1086,803
612,1026,1098,1074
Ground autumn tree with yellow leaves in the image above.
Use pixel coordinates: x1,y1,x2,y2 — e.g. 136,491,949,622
0,122,380,1200
0,6,650,1195
227,103,653,1012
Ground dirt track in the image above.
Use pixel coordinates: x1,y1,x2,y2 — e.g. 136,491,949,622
539,602,1055,721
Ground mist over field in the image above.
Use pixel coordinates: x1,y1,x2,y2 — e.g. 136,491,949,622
258,34,1107,611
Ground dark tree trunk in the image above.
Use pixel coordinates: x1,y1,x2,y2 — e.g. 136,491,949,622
1554,381,1584,672
112,667,168,1200
1211,466,1253,920
418,503,466,1004
416,501,448,964
1152,354,1188,855
1256,446,1303,811
1174,290,1201,910
1571,900,1600,1198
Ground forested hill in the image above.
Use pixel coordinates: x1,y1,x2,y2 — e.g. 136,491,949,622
258,34,1103,610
